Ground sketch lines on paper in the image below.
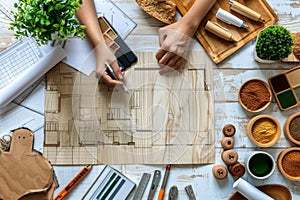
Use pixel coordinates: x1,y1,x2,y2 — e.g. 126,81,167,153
43,52,214,165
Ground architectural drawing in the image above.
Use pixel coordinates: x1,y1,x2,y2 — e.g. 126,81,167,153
44,52,214,165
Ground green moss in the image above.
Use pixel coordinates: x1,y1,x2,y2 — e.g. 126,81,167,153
256,25,293,60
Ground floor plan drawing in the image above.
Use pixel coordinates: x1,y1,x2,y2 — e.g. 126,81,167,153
44,51,214,165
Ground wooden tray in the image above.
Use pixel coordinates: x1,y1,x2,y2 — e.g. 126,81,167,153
174,0,278,64
282,32,300,62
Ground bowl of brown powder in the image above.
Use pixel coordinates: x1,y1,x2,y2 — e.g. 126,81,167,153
277,147,300,181
238,79,272,112
284,112,300,146
246,114,281,147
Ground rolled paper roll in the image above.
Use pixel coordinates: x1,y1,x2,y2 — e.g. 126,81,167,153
204,21,237,42
233,178,274,200
229,0,265,22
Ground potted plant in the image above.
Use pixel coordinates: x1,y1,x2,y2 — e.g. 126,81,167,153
254,25,294,63
9,0,86,45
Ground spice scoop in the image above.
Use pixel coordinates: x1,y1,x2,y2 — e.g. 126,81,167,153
246,114,281,147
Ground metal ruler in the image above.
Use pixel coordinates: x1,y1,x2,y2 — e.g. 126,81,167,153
147,170,161,200
132,173,151,200
0,1,14,21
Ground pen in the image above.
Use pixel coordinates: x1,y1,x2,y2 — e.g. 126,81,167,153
54,164,92,200
229,0,265,23
104,61,129,94
158,164,171,200
216,8,249,29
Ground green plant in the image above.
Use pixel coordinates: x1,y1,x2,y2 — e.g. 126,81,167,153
255,25,294,60
9,0,86,45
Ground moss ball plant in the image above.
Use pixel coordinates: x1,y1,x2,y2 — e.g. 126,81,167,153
9,0,86,45
255,25,293,60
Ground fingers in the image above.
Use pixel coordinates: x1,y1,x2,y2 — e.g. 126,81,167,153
159,57,185,74
110,60,123,80
101,72,124,86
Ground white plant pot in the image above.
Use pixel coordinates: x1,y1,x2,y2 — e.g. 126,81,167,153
254,25,280,64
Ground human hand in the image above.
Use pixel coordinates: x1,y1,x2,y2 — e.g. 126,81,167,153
156,23,193,74
94,42,124,86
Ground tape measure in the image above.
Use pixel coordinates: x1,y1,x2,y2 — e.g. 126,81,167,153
0,2,14,21
132,173,151,200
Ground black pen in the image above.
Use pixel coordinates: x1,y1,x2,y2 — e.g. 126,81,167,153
104,61,129,94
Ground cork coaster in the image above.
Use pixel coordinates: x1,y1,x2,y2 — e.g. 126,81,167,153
228,184,292,200
135,0,176,24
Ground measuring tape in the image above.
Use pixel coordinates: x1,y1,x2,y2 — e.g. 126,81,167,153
132,173,151,200
0,2,14,21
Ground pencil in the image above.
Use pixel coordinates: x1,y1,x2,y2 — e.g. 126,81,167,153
157,164,171,200
54,164,92,200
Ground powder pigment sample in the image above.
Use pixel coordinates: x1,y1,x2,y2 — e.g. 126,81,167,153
282,150,300,177
252,118,277,144
239,80,271,111
289,116,300,141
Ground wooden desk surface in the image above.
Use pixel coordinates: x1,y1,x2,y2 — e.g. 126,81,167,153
1,0,300,199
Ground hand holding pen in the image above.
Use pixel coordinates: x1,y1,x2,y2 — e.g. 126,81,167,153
104,62,129,93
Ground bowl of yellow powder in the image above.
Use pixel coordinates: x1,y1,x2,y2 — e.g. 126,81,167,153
246,114,281,147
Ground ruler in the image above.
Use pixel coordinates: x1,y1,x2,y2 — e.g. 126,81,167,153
132,173,151,200
0,1,14,21
147,170,161,200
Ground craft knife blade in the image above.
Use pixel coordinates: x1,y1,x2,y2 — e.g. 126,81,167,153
185,184,196,200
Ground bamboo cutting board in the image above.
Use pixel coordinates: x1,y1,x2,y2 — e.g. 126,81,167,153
173,0,278,64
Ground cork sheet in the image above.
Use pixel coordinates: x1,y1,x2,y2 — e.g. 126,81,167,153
43,51,214,165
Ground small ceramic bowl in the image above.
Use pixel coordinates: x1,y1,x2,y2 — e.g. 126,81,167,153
238,79,272,113
284,112,300,146
277,147,300,181
246,151,275,179
246,115,281,147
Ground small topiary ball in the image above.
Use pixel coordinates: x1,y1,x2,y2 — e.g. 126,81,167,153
256,25,294,60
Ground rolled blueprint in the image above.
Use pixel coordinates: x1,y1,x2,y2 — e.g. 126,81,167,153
233,178,274,200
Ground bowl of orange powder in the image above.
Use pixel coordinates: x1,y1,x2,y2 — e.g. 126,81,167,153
239,79,272,112
246,114,281,147
277,147,300,181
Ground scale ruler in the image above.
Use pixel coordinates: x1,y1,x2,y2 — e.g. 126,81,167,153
132,173,151,200
0,1,14,21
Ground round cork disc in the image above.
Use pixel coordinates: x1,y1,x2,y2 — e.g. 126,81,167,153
221,137,234,150
222,124,236,137
222,149,238,165
229,162,245,178
212,164,228,179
